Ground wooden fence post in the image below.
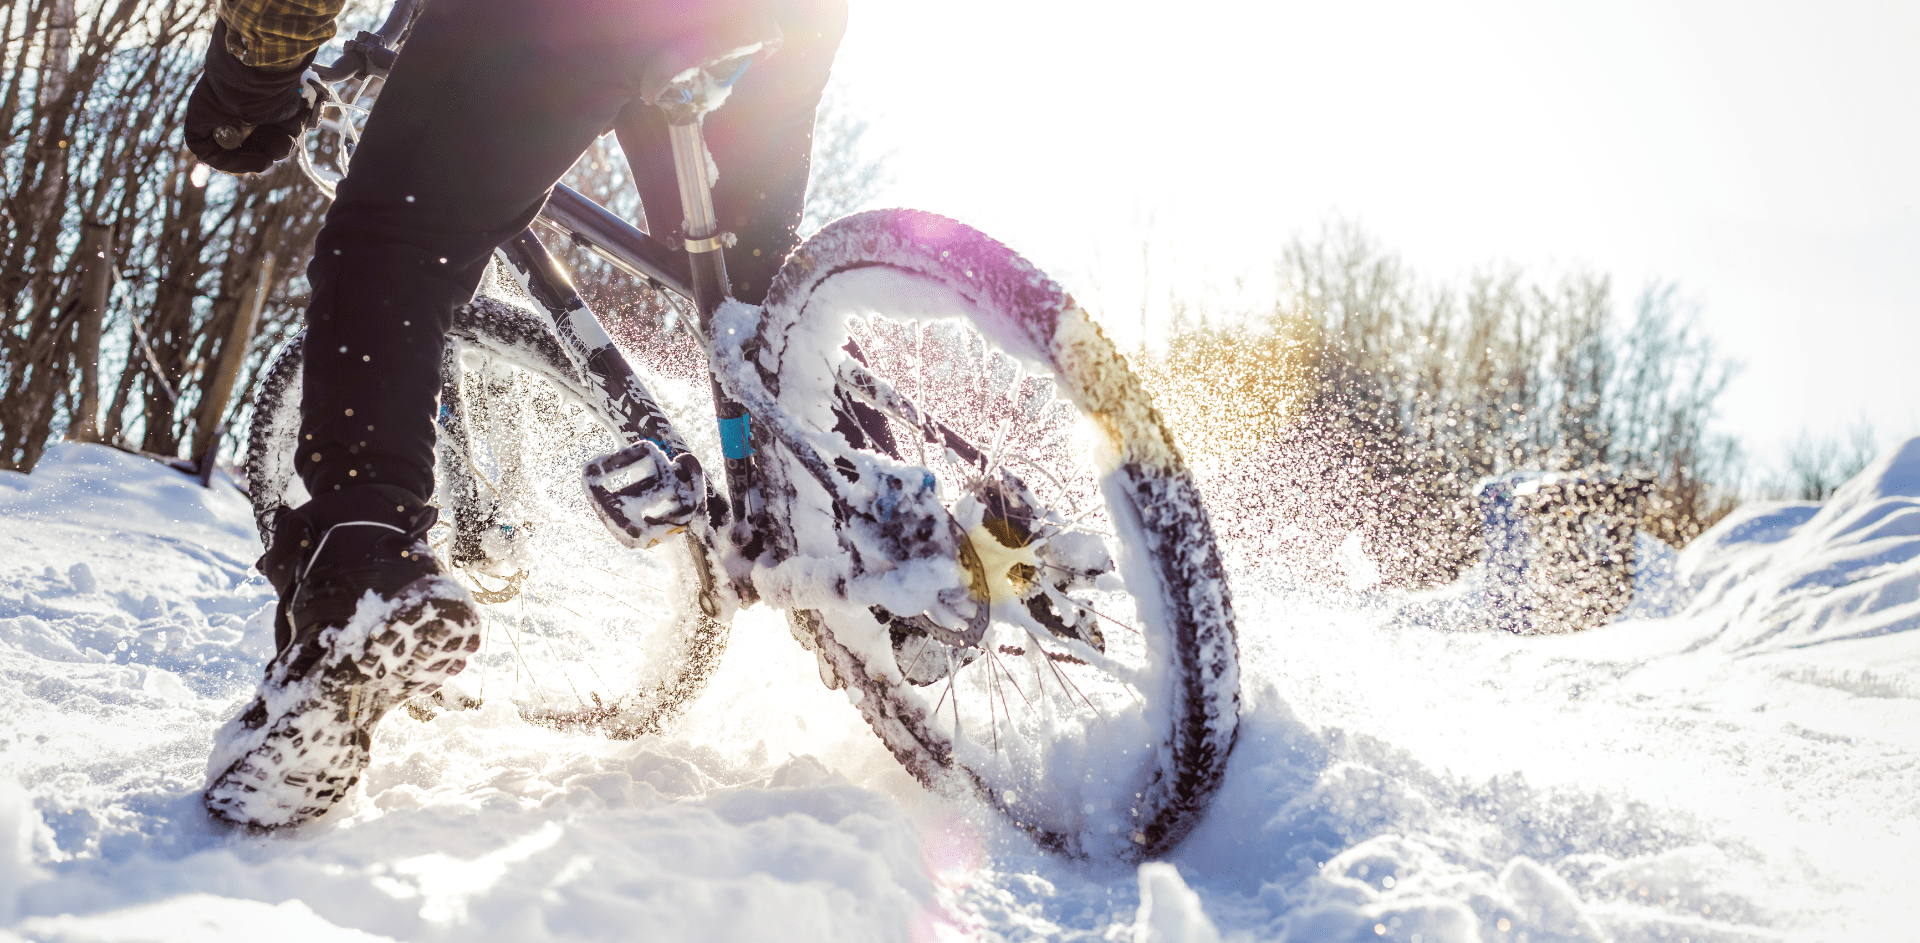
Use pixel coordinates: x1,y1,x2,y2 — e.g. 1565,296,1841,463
68,219,114,442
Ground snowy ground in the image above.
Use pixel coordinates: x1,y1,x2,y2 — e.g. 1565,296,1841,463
3,438,1916,942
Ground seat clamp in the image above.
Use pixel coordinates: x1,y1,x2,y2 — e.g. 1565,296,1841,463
679,231,737,254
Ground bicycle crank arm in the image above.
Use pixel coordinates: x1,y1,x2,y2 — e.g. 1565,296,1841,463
583,440,705,549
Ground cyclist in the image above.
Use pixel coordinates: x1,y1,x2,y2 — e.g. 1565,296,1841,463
185,0,846,828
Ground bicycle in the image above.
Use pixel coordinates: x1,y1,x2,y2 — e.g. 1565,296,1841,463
245,0,1239,861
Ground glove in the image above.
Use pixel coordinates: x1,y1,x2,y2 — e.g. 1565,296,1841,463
184,21,321,175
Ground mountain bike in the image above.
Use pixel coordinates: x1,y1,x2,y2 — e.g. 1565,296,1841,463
244,0,1239,860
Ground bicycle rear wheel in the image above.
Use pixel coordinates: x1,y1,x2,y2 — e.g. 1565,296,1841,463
247,296,728,737
753,210,1239,860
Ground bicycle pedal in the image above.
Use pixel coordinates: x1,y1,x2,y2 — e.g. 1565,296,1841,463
583,440,704,549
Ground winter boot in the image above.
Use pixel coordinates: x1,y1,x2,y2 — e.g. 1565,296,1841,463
205,485,481,828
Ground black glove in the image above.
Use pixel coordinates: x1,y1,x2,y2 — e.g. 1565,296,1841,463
184,21,320,175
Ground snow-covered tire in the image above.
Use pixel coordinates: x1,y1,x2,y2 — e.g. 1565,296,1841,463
247,297,728,737
755,210,1239,861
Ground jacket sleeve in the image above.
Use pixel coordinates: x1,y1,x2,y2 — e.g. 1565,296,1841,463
216,0,346,72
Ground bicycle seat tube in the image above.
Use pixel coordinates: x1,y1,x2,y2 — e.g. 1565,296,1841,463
666,113,759,539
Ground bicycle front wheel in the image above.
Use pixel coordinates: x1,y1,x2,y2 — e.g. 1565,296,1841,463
247,297,728,737
755,209,1239,861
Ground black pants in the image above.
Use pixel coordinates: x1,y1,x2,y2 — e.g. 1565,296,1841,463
297,0,846,523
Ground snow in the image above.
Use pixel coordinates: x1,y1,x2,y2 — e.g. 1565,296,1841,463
6,437,1919,941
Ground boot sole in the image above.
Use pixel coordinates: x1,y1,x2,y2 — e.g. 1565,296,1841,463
204,577,481,829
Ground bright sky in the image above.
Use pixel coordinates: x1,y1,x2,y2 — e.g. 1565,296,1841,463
828,0,1920,467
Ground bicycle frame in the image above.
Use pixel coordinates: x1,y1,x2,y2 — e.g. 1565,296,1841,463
497,112,767,602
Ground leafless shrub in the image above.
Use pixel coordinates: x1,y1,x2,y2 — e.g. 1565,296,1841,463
1143,221,1742,586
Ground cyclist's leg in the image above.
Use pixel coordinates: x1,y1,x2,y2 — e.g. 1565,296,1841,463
219,0,820,829
618,0,849,305
297,0,736,519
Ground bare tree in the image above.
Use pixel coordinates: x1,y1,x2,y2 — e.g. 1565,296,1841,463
2,2,892,476
801,86,889,236
2,0,330,472
1141,222,1744,586
1762,419,1878,501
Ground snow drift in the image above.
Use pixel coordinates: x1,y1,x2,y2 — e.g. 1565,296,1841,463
4,438,1918,941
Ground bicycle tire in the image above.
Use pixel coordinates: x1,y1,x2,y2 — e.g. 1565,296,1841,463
749,209,1239,861
246,295,729,737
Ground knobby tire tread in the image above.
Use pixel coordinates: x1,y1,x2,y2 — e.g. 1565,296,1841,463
757,209,1240,861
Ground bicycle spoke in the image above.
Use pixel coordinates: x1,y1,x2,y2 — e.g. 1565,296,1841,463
984,646,999,754
1023,501,1114,547
577,558,665,595
498,602,547,710
520,593,590,710
1032,521,1119,542
478,609,495,701
557,569,670,620
1002,453,1077,509
1022,624,1102,718
900,631,930,682
541,638,591,710
520,588,621,699
933,665,954,716
987,646,1032,711
1039,630,1144,695
978,413,1017,487
1035,576,1144,637
934,661,963,751
912,323,932,470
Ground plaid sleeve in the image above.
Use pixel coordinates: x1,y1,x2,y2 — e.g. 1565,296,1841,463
217,0,346,72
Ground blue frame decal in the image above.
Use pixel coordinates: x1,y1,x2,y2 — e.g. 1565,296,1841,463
719,413,753,460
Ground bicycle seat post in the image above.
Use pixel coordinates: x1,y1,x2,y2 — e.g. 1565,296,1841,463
665,114,758,540
665,117,731,313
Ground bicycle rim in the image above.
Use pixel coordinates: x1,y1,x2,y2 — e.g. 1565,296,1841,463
753,209,1239,860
